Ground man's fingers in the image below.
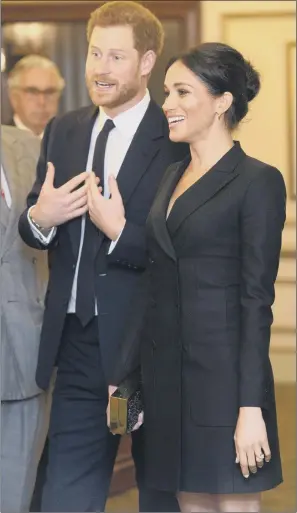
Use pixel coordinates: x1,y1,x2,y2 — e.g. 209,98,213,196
45,162,55,186
68,184,88,203
68,195,88,212
132,411,144,431
109,175,119,198
87,185,93,209
89,176,105,206
61,172,89,194
65,205,88,221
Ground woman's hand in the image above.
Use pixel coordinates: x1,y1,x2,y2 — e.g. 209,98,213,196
234,407,271,478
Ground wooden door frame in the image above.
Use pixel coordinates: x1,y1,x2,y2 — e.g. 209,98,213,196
2,1,200,48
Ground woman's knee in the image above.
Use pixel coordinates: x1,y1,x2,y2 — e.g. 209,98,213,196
177,492,216,512
217,493,261,512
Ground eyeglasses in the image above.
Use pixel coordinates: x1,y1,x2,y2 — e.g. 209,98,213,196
18,87,61,100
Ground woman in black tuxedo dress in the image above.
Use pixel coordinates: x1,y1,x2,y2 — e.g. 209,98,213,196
110,42,285,512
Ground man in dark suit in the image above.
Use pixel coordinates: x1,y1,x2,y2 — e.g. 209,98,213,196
19,1,187,512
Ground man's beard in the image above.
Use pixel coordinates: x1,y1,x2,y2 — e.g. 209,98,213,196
102,82,140,110
87,76,141,109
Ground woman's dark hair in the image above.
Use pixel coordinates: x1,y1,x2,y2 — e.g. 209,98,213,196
166,42,260,129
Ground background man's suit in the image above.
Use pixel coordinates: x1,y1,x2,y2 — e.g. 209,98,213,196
19,101,187,511
1,126,50,512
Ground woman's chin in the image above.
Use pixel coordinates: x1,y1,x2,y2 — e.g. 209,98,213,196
169,130,185,143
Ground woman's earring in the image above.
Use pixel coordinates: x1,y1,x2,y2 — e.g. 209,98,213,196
217,112,222,120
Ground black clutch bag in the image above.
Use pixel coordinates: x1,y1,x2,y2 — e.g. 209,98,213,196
109,369,142,435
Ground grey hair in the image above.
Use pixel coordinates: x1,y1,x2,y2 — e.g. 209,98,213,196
7,54,65,91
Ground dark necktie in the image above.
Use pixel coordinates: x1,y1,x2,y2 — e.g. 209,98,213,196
75,119,115,326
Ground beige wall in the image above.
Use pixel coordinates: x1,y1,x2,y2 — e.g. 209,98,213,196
201,1,296,382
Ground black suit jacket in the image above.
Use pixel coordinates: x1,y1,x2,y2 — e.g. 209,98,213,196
18,101,188,390
112,142,286,491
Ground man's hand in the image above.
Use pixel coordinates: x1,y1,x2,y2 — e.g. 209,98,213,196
88,172,126,240
31,162,91,229
107,385,117,428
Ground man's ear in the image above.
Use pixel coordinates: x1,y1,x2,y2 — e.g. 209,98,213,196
8,89,18,111
140,50,157,77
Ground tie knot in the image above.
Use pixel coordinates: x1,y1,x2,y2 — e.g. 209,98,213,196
102,119,115,135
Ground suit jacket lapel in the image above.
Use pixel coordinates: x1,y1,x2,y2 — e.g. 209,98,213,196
1,139,22,258
92,100,167,258
167,168,240,237
150,142,246,260
148,159,188,262
168,142,245,236
116,101,165,207
65,105,98,258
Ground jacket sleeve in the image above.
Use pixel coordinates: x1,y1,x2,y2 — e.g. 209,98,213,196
239,166,286,408
18,118,59,250
106,220,148,270
109,270,150,385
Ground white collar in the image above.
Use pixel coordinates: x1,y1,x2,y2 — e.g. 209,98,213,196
13,114,43,139
98,89,150,139
1,165,12,208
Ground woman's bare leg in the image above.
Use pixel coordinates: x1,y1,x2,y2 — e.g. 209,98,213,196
177,492,261,513
217,493,261,512
177,492,217,512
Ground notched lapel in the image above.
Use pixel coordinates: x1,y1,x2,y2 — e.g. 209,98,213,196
148,142,246,259
116,101,165,206
1,138,26,257
148,159,187,261
116,133,160,207
167,167,240,236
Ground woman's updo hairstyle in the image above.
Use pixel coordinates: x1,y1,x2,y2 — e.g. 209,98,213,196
166,42,260,129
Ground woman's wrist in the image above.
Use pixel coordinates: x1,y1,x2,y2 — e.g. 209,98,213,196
239,406,262,417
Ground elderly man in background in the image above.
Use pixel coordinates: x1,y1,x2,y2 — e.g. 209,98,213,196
7,55,64,138
1,125,50,513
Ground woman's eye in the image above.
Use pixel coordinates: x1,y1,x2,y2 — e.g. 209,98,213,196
164,91,169,98
178,89,189,97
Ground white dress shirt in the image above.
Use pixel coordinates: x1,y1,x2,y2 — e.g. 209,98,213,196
29,90,150,313
1,165,12,208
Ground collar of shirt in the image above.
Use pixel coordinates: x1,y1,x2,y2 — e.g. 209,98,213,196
13,114,43,139
98,89,150,139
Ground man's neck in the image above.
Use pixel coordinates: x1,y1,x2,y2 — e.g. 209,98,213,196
13,115,43,139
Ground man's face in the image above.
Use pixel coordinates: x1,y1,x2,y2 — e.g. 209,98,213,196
9,67,61,136
85,25,148,117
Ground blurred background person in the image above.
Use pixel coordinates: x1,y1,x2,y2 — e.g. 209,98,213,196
7,55,65,138
1,125,50,513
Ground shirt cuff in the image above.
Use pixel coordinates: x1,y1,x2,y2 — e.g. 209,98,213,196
27,206,57,245
108,226,125,254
